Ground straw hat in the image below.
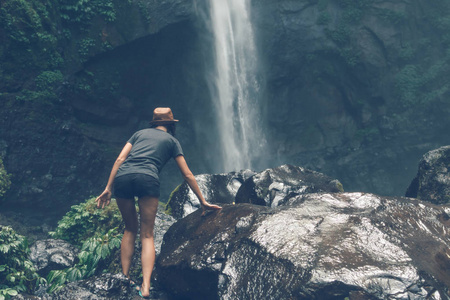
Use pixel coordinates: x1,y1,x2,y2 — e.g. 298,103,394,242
149,107,179,125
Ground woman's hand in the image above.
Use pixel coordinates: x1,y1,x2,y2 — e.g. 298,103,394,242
96,189,112,209
201,202,222,216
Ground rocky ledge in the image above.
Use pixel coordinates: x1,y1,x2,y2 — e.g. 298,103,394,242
156,193,450,299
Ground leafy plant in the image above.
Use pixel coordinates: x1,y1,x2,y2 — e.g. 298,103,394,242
0,159,11,199
60,0,116,28
46,227,122,293
78,38,96,59
0,226,45,300
32,70,64,102
0,0,62,92
49,197,123,247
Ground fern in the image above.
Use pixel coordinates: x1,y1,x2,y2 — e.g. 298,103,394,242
46,227,122,293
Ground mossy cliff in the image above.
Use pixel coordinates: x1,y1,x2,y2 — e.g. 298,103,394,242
252,0,450,194
0,0,196,219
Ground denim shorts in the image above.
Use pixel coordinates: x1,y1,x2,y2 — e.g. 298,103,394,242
114,173,160,199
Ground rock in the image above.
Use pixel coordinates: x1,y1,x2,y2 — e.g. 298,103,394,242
406,145,450,204
40,273,169,300
166,170,255,219
156,193,450,300
11,295,40,300
235,164,343,207
42,273,127,300
154,207,176,257
29,239,79,278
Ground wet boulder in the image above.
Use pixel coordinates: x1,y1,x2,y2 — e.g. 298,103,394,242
156,193,450,300
235,164,344,207
406,145,450,204
29,239,79,278
40,273,168,300
165,170,255,219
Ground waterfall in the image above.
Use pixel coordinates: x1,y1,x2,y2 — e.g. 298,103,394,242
207,0,265,172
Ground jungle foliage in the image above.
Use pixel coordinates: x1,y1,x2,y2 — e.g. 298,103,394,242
0,226,44,300
47,197,124,293
46,227,122,293
0,159,11,199
49,196,123,247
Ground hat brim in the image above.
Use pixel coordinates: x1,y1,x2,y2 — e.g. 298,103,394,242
149,119,179,125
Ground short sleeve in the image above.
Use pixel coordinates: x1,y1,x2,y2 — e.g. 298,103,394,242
172,139,184,158
127,132,139,145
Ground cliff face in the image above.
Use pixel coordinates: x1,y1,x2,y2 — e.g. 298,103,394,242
252,0,450,195
0,0,201,218
1,0,449,220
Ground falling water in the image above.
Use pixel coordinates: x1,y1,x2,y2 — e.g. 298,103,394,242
208,0,265,172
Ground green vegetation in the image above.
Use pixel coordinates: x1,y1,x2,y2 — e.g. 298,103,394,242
374,8,406,25
395,53,450,107
47,196,125,292
0,226,45,300
47,227,121,293
60,0,116,28
0,0,125,108
393,1,450,107
0,0,61,90
318,1,367,68
0,159,11,199
50,197,123,247
78,38,97,58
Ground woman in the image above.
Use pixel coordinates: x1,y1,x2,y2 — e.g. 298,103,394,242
95,107,221,298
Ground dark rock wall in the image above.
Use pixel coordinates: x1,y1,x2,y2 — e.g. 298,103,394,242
252,0,450,196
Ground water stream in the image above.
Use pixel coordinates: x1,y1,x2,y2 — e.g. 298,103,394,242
207,0,265,172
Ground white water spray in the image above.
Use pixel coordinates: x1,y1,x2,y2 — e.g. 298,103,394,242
208,0,265,172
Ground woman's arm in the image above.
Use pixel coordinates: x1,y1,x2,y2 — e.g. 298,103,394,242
96,142,133,208
175,155,222,215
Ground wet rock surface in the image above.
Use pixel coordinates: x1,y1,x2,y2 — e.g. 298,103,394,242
154,207,176,257
157,193,450,300
406,145,450,205
235,164,344,207
166,170,255,219
33,273,168,300
29,239,79,278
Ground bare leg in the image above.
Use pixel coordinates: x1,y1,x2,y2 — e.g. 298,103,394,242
138,196,159,297
116,198,138,280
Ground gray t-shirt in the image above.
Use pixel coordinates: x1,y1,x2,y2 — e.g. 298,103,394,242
115,128,183,182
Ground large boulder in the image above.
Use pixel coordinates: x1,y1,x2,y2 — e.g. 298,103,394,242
235,164,343,207
406,145,450,204
156,193,450,300
166,170,255,219
29,239,79,278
